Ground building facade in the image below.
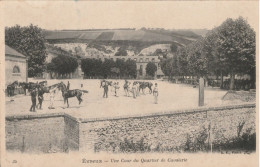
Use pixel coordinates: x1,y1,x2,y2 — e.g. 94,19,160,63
5,45,27,87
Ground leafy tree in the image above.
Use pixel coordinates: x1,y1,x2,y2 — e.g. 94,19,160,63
51,55,78,77
170,44,178,53
115,59,126,77
5,24,47,77
216,17,256,90
102,59,115,78
125,59,137,78
146,62,157,77
176,47,189,77
81,58,94,77
187,40,209,78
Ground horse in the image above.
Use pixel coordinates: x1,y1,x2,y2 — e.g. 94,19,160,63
100,80,113,88
19,82,30,95
7,81,19,97
39,80,47,86
59,82,89,108
139,82,153,94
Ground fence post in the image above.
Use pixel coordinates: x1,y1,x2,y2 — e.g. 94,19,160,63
199,77,204,106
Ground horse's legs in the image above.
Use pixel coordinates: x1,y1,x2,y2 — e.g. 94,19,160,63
67,98,69,108
77,95,83,105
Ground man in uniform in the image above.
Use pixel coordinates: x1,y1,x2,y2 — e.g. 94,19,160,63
29,88,37,112
153,83,159,104
36,86,44,110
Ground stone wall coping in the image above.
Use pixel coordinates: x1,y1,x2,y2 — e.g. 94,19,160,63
6,103,256,122
79,103,256,123
6,112,66,121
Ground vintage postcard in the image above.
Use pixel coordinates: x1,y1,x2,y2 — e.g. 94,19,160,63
0,1,259,167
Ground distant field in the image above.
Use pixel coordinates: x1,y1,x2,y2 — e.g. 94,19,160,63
44,29,198,45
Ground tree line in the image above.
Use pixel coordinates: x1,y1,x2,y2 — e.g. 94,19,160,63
81,58,158,79
81,58,137,79
160,17,256,90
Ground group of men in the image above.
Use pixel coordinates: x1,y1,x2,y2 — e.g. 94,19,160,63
29,81,71,112
100,80,159,104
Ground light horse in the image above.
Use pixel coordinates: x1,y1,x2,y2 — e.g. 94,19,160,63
7,81,19,96
59,82,89,108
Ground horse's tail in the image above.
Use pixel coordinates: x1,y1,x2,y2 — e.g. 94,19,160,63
81,90,89,93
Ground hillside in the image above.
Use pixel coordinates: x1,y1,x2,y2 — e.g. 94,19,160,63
43,29,201,44
43,29,203,57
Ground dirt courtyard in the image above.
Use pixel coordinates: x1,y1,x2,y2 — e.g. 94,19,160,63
5,79,250,119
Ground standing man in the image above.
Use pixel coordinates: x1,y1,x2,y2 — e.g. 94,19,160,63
48,88,56,109
123,80,129,97
36,86,44,110
29,87,37,112
103,82,109,98
132,82,137,99
153,83,159,104
114,82,120,97
67,81,70,90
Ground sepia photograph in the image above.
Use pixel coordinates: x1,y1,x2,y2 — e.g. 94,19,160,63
0,1,259,167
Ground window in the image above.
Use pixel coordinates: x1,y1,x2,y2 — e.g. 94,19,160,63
122,58,125,61
140,58,143,62
152,58,155,62
146,58,149,62
13,66,20,73
134,58,137,62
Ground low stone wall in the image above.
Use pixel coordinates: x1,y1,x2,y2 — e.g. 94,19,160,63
6,113,65,153
5,104,256,153
78,104,256,152
6,113,80,153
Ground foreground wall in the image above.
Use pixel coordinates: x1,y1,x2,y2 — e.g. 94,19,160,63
79,104,256,152
6,113,79,153
6,104,256,153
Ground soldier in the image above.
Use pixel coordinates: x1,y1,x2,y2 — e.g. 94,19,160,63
103,82,109,98
67,81,70,90
153,83,159,104
48,88,56,109
124,80,129,97
114,82,120,97
29,88,37,112
36,86,44,110
132,82,137,99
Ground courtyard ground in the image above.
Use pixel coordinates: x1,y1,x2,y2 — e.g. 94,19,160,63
5,79,254,119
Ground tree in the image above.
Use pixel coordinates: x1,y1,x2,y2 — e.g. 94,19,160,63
186,40,209,78
170,43,178,53
81,58,94,77
102,59,115,78
125,59,137,78
146,62,157,77
216,17,256,90
51,55,78,78
115,59,126,78
5,24,47,77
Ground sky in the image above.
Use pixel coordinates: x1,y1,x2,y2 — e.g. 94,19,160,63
2,1,259,31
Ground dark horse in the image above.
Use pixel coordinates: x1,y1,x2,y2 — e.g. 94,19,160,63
7,81,19,97
59,82,89,108
19,81,46,95
139,82,153,94
100,80,113,88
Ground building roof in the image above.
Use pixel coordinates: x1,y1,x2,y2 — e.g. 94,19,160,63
5,45,26,58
